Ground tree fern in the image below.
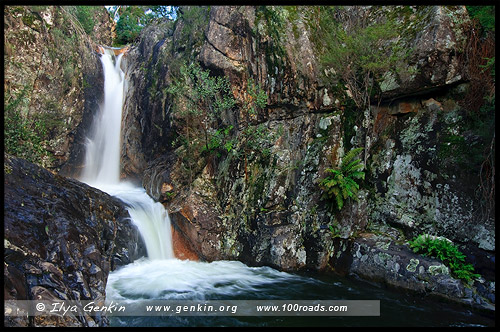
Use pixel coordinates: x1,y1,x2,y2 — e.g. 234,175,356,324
319,147,365,212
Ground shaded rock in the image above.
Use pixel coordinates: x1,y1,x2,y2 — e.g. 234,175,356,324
119,19,176,181
171,225,199,261
168,166,228,262
4,154,145,327
136,5,484,271
375,6,469,100
337,232,495,314
365,94,495,253
142,153,178,203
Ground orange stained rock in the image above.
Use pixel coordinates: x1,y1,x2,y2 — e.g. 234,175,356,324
114,46,129,56
95,45,129,56
171,225,199,261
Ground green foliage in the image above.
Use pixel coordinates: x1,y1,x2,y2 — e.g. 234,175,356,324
254,6,287,72
319,147,365,212
65,6,102,35
148,6,178,20
409,235,481,283
466,6,495,33
479,56,495,81
240,124,277,160
328,222,341,239
254,6,287,42
174,6,210,56
244,78,268,117
166,59,270,185
4,86,48,164
166,61,237,181
202,125,236,157
73,6,98,34
439,97,495,175
168,61,271,163
115,7,149,45
169,61,236,127
316,6,413,109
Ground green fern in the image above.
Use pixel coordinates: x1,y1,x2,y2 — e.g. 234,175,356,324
319,147,365,212
409,234,481,283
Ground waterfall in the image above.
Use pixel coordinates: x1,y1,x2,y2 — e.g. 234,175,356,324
80,47,174,260
81,49,124,186
85,47,322,326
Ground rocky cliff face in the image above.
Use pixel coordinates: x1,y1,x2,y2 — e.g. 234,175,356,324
118,6,495,309
4,6,114,174
4,154,146,327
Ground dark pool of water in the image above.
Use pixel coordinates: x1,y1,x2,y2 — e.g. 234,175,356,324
107,259,494,327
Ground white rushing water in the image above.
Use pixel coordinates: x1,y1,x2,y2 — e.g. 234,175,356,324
80,47,174,260
80,47,299,306
106,259,298,301
81,49,124,186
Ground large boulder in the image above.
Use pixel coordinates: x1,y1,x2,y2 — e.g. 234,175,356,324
330,232,495,314
4,154,145,327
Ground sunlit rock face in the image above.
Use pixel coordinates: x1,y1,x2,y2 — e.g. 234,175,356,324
4,6,114,173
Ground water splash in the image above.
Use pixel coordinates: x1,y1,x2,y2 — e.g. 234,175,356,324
102,183,174,260
106,258,304,301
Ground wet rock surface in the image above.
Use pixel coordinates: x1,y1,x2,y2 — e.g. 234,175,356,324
4,155,146,327
330,232,495,313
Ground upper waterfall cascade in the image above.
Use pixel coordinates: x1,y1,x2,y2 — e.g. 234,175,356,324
80,46,174,260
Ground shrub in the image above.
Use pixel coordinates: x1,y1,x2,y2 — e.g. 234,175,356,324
466,6,495,33
166,61,237,182
409,234,481,283
66,6,101,35
4,86,48,164
74,6,98,34
316,6,411,110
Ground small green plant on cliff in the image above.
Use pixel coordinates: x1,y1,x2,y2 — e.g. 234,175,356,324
66,6,101,35
409,234,481,283
203,125,236,157
466,6,495,33
328,222,342,239
167,62,236,155
4,86,48,165
173,6,210,55
243,78,268,119
318,147,365,212
315,6,412,110
166,61,237,182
